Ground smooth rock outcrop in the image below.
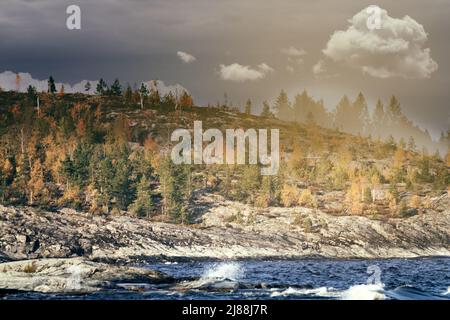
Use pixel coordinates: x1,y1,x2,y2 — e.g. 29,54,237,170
1,192,449,262
0,257,171,293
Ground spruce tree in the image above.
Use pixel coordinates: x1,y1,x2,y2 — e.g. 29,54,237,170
110,78,122,96
96,78,108,95
273,90,291,120
48,76,56,94
260,101,273,118
129,175,153,218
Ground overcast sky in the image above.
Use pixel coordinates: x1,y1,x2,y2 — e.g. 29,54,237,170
0,0,449,138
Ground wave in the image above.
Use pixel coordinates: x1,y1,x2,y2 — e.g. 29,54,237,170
444,287,450,295
341,284,386,300
270,286,339,298
269,284,385,300
201,262,244,282
385,285,448,300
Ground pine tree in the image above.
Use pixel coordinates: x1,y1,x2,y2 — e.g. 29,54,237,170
386,95,403,128
352,92,369,135
273,90,291,120
129,175,153,218
27,85,37,102
147,81,161,106
48,76,56,94
373,99,385,138
138,83,149,109
260,101,273,118
110,78,122,96
96,78,108,95
161,92,176,109
14,152,30,201
334,95,352,131
244,99,252,115
110,155,132,210
293,90,309,123
71,143,92,188
124,84,133,103
158,157,191,222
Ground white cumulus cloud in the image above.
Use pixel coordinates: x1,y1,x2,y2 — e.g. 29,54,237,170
257,63,274,73
312,60,327,76
219,63,274,82
177,51,196,63
319,6,438,79
281,46,306,57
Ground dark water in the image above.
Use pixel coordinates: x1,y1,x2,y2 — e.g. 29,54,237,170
4,257,450,300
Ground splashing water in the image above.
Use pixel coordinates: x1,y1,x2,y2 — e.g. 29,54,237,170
444,287,450,295
341,284,385,300
270,286,338,298
201,262,244,281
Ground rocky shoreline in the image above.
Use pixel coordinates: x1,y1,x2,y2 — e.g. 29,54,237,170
0,257,172,294
1,193,449,264
1,193,449,294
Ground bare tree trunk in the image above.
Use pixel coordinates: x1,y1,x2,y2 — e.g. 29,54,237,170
20,127,25,155
36,96,40,117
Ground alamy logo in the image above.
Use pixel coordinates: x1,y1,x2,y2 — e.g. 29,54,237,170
171,121,280,175
366,265,382,285
366,5,382,30
66,5,81,30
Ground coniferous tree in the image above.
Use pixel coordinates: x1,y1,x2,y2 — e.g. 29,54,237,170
274,90,292,121
260,101,273,118
110,153,133,210
96,78,108,95
149,84,161,106
373,99,385,138
158,156,191,221
138,83,149,109
244,99,252,115
27,85,37,102
48,76,56,94
124,84,133,103
161,92,176,109
129,175,153,218
352,92,369,135
334,95,352,131
14,152,30,202
110,78,122,96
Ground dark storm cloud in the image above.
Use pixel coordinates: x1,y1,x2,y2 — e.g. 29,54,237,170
0,0,448,137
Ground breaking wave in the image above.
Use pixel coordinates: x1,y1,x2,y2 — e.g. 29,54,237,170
341,284,386,300
201,262,244,282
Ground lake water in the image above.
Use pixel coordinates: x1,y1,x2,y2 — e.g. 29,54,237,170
4,257,450,300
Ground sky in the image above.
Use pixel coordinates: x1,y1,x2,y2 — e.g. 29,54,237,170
0,0,449,138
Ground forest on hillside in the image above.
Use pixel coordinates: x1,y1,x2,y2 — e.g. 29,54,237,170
0,77,449,224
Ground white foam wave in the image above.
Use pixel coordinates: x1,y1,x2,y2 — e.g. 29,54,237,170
270,286,337,298
341,284,385,300
201,262,244,282
444,287,450,295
